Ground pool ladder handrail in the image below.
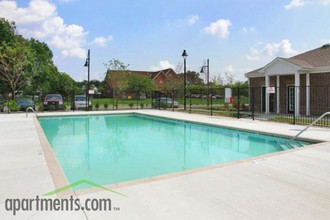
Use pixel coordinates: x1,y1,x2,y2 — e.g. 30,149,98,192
26,107,38,118
290,111,330,141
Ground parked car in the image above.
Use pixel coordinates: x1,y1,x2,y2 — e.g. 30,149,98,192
153,97,179,108
72,95,91,110
16,98,35,111
0,95,4,112
212,95,224,99
191,94,201,98
43,94,64,110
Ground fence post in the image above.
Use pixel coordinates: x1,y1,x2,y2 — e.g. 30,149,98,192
189,93,192,114
136,93,140,110
210,89,213,116
252,87,255,121
237,87,240,119
172,90,174,112
112,94,115,110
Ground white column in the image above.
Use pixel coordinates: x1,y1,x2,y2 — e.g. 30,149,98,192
276,75,280,113
294,73,300,116
306,73,310,116
265,75,270,113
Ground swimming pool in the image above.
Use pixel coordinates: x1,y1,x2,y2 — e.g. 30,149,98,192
39,113,310,189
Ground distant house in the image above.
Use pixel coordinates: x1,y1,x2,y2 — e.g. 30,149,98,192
245,44,330,116
104,68,179,97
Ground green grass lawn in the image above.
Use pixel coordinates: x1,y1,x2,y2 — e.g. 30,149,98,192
268,116,330,126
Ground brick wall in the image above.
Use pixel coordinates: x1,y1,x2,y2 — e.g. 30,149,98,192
310,72,330,115
249,73,330,115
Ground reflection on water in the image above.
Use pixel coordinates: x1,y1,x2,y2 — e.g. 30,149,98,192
39,114,309,188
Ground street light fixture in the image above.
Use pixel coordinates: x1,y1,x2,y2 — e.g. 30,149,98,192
200,59,210,105
181,49,188,110
84,49,90,111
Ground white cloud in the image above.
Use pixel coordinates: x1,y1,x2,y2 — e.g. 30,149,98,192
188,15,199,25
92,35,113,47
224,65,235,74
202,19,232,39
0,0,87,59
167,15,199,27
247,39,299,61
285,0,330,9
285,0,306,9
242,26,256,33
149,60,175,71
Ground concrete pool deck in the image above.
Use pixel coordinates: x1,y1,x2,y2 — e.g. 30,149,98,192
0,110,330,219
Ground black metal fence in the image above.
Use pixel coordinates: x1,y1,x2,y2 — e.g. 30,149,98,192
2,85,329,127
83,85,329,127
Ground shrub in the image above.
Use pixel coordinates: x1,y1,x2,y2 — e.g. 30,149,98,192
8,101,19,112
224,103,230,111
104,102,108,110
49,105,56,111
38,105,44,112
140,103,144,109
95,102,100,110
128,103,134,109
242,103,250,111
160,102,167,109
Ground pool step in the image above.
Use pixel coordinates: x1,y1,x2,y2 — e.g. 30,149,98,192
276,141,303,151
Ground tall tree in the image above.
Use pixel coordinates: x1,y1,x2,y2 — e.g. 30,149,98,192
0,36,30,100
28,38,58,96
178,71,204,85
127,73,154,97
104,59,129,99
0,18,15,46
0,18,16,94
57,72,78,97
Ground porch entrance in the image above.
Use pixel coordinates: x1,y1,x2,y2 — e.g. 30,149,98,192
261,86,275,112
287,86,295,113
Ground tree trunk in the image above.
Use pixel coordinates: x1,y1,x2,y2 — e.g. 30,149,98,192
11,89,15,101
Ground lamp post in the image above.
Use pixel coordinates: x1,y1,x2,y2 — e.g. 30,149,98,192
200,59,210,105
181,49,188,110
84,49,90,111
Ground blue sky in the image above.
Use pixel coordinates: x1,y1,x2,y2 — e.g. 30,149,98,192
0,0,329,82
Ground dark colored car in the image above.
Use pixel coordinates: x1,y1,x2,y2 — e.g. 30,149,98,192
0,94,4,112
153,97,179,108
43,94,64,110
16,98,35,111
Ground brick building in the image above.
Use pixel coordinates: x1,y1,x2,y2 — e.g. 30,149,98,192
245,44,330,116
104,68,179,97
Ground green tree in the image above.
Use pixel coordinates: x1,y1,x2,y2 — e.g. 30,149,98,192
57,72,78,97
127,73,154,98
104,59,129,99
0,18,16,95
0,36,31,100
0,18,15,46
165,75,182,92
28,38,58,96
178,71,204,85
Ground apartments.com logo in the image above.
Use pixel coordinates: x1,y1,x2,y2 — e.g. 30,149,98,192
4,179,127,216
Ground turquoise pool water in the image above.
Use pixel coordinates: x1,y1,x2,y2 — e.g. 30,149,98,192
39,114,310,189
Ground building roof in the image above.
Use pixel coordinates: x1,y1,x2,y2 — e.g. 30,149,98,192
288,43,330,67
107,68,177,80
246,43,330,77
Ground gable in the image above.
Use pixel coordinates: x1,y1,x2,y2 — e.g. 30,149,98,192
261,58,300,76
